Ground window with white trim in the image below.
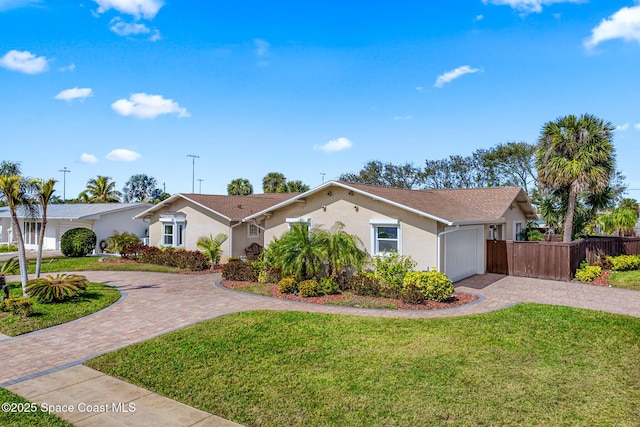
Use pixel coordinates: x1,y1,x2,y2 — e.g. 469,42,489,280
370,219,400,255
248,223,259,238
24,221,41,246
160,215,186,247
514,221,523,241
286,217,311,231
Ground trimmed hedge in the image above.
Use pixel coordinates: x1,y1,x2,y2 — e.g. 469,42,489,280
222,260,258,281
402,271,454,302
60,228,97,257
126,244,209,271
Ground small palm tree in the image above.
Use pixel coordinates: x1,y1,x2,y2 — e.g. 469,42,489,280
197,233,228,267
536,114,615,242
277,180,310,193
325,221,368,277
79,175,121,203
30,178,57,278
227,178,253,196
262,172,286,193
26,274,87,303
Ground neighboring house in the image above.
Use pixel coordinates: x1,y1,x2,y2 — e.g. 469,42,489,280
243,181,537,282
133,193,299,261
0,203,152,252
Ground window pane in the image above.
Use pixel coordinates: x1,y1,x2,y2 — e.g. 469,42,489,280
164,224,173,246
377,226,397,239
378,240,398,253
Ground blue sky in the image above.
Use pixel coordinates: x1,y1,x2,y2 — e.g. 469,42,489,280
1,0,640,198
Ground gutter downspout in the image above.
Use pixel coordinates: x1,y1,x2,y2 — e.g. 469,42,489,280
437,224,459,273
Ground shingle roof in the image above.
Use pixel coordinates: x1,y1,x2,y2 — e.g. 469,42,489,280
342,182,536,223
139,193,300,221
0,203,152,219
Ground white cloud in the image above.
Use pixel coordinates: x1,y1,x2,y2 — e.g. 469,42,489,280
393,115,413,121
416,86,425,92
314,137,353,153
111,92,190,119
584,5,640,49
106,148,141,162
92,0,163,20
149,29,161,42
0,50,48,74
55,87,93,102
0,0,40,11
254,38,270,57
58,63,76,72
617,123,629,131
482,0,581,14
434,65,481,88
79,153,98,164
474,14,484,21
110,17,151,35
635,123,640,130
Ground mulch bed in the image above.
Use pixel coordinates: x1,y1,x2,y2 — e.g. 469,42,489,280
591,270,611,287
222,280,478,310
98,257,221,274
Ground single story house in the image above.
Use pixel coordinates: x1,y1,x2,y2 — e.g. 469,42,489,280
0,203,152,252
133,193,298,260
243,181,537,282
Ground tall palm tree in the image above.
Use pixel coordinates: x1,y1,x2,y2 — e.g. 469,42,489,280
79,175,121,203
0,174,35,296
262,172,286,193
31,178,57,278
227,178,253,196
277,180,310,193
536,114,615,242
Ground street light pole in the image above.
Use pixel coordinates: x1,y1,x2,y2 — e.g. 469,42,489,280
186,154,199,193
58,167,71,203
197,179,204,194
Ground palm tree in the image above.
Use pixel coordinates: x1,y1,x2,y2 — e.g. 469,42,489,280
277,180,310,193
30,178,57,278
267,223,326,280
122,173,157,202
262,172,286,193
536,114,615,242
227,178,253,196
196,233,228,267
79,175,121,203
325,221,368,277
0,174,36,296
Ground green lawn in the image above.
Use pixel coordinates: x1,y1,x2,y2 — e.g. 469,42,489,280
0,388,71,427
25,256,181,274
609,270,640,291
0,281,121,336
87,304,640,426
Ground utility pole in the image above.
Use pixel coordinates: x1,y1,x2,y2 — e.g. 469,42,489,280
186,154,199,193
197,179,204,194
320,172,326,184
58,167,71,203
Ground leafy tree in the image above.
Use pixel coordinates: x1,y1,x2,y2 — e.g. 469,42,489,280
482,142,537,193
277,180,310,193
197,233,228,267
0,173,35,295
262,172,286,193
340,160,425,189
122,174,157,202
227,178,253,196
30,178,57,278
536,114,615,242
79,176,121,203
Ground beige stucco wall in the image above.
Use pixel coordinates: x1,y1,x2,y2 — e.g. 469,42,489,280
263,186,440,271
231,220,266,258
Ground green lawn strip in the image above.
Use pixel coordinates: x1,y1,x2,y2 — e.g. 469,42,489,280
0,281,121,336
0,388,72,427
232,284,272,296
609,270,640,291
87,304,640,426
25,256,180,274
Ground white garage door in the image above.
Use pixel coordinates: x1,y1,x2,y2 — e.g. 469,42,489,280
444,226,484,282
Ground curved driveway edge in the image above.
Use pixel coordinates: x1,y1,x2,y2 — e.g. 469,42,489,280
2,271,640,387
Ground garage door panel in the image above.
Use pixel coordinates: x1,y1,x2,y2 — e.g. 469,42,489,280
444,227,481,282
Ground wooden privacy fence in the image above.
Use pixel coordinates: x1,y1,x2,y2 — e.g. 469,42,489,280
486,237,640,281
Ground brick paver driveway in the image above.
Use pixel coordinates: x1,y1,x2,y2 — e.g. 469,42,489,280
2,271,640,387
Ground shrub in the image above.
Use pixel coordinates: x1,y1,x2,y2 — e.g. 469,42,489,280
106,231,141,256
60,228,97,257
400,282,425,305
222,260,258,281
402,271,454,302
372,252,416,296
258,268,282,284
298,278,321,297
1,297,34,317
575,265,602,283
0,257,19,276
343,273,382,297
278,276,298,294
608,255,640,272
320,277,339,295
0,244,18,253
26,274,88,303
133,246,209,271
